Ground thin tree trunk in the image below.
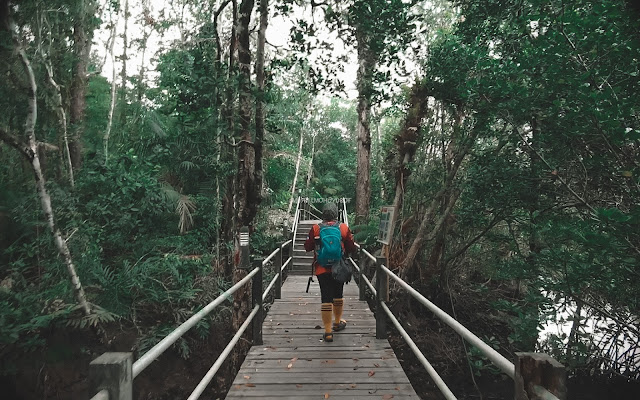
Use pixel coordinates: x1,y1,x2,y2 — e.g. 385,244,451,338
390,84,430,246
119,0,129,126
287,126,304,214
69,0,95,170
42,53,74,187
254,0,268,208
306,134,315,188
1,9,90,315
354,28,374,225
104,14,118,165
400,117,476,280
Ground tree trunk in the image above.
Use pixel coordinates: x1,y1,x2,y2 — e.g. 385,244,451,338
1,8,90,315
232,0,255,376
390,83,430,246
354,28,375,225
287,126,304,214
221,0,238,275
400,112,475,280
235,0,258,227
69,0,95,170
104,13,118,165
306,134,315,188
43,55,74,187
254,0,268,209
119,0,129,126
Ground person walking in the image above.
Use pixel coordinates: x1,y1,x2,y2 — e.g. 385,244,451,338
304,202,356,342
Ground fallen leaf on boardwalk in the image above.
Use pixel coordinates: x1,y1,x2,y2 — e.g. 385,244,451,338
324,393,330,399
234,385,241,389
322,359,336,364
296,384,303,388
287,357,298,369
245,383,255,387
374,363,380,368
352,358,359,362
368,370,376,377
350,384,357,388
383,395,394,399
243,375,251,379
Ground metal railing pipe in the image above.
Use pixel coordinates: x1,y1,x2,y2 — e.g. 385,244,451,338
281,257,292,271
89,389,109,400
262,247,280,266
187,305,260,400
132,267,260,378
381,302,457,400
355,243,377,263
263,270,280,302
349,257,376,295
380,264,515,378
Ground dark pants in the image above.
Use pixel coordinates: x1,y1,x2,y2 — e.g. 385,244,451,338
317,272,344,303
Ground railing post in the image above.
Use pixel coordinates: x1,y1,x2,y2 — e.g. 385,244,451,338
90,352,133,400
375,256,387,339
275,245,283,299
252,258,264,346
358,249,366,301
514,353,566,400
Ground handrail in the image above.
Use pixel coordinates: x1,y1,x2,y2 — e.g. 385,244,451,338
349,257,375,294
380,264,515,378
89,389,108,400
187,304,260,400
132,266,260,378
262,247,280,266
381,302,456,400
340,197,349,226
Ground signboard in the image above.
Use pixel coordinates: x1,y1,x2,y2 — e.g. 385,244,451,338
378,206,395,245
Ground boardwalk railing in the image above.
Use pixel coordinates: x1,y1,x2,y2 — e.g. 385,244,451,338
349,239,567,400
88,199,308,400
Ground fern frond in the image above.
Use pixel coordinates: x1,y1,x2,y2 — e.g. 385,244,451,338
177,195,197,234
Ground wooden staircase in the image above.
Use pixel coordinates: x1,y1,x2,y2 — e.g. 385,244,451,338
289,219,321,275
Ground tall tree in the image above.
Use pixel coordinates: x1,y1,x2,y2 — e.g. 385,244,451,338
68,0,96,169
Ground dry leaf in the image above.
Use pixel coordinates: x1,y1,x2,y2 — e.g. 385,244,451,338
296,384,303,388
245,383,255,387
368,370,376,377
324,393,330,399
234,385,242,389
383,395,394,399
287,357,298,369
243,375,251,379
350,384,357,388
374,363,380,368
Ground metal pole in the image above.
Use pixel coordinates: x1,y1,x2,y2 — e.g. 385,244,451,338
252,258,264,345
515,353,566,400
90,352,133,400
375,256,387,339
275,245,283,299
358,249,366,301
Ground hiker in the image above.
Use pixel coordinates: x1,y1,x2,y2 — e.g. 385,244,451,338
304,202,356,342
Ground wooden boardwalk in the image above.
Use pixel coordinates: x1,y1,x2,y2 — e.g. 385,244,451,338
225,275,420,399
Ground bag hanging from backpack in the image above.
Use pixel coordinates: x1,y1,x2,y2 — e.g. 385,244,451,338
316,222,343,267
331,257,353,283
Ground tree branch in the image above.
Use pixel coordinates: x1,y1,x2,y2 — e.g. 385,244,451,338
0,127,33,160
